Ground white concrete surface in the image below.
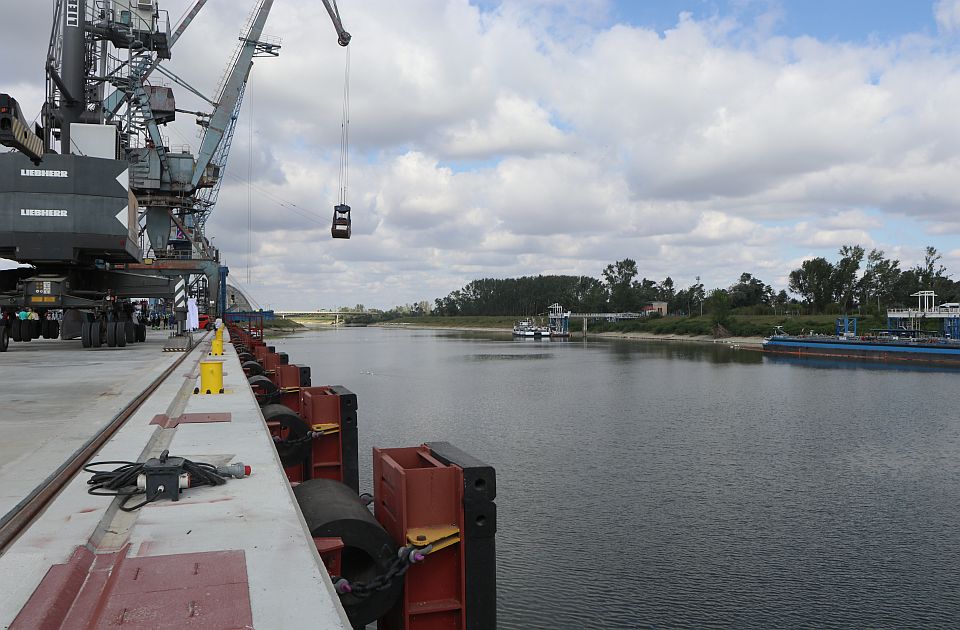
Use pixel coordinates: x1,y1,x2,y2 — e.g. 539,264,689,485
0,334,351,629
0,331,182,518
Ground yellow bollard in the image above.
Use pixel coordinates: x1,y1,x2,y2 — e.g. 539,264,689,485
210,337,224,356
215,326,224,341
197,360,224,394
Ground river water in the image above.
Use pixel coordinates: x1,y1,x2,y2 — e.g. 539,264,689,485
274,327,960,629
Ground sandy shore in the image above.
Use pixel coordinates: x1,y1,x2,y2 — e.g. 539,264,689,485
589,331,764,348
374,322,764,348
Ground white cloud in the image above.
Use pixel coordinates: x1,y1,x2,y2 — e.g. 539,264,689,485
936,0,960,34
2,1,959,308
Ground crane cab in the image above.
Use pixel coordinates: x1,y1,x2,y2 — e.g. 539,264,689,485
331,204,351,239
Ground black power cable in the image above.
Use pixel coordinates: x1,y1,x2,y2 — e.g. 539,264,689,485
84,449,241,512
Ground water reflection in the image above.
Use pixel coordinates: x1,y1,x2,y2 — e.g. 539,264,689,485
606,338,764,365
764,353,960,374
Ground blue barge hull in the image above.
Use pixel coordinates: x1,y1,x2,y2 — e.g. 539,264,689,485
763,336,960,365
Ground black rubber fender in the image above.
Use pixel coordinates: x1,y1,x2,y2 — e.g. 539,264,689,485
248,374,280,405
293,479,402,627
238,351,256,363
242,360,264,376
260,403,310,466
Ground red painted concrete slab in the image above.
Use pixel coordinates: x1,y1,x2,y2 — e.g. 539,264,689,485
12,546,252,629
150,413,232,429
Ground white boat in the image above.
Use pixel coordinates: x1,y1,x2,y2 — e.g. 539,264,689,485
512,319,551,337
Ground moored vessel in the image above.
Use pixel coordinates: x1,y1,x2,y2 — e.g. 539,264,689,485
512,303,571,338
512,318,550,337
763,298,960,366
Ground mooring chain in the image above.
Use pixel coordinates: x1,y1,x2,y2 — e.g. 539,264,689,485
253,388,281,404
332,544,432,598
272,430,328,447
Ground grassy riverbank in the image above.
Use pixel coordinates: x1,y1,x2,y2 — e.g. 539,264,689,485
383,313,884,339
263,317,306,337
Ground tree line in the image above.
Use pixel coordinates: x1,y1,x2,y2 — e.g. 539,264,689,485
427,245,956,317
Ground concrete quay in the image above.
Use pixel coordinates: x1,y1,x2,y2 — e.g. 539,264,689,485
0,331,350,628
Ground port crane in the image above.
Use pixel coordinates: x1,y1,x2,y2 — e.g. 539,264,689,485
0,0,350,352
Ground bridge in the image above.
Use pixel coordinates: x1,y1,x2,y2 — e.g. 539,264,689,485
570,312,641,320
274,310,358,325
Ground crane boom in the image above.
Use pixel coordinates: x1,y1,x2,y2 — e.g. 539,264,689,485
321,0,352,46
191,0,274,190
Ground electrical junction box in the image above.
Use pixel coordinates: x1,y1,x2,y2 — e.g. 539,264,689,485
142,455,186,502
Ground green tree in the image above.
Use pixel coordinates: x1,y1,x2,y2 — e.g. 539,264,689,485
832,245,865,313
603,259,640,312
728,272,773,309
656,277,675,304
860,249,901,312
675,281,704,316
789,257,835,312
914,246,954,301
773,289,789,315
706,288,731,326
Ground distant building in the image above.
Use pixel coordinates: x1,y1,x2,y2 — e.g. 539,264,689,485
642,302,668,316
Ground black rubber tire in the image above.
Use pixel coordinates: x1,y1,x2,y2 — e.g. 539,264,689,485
293,479,402,627
242,360,264,376
124,321,135,344
238,351,256,363
106,321,117,347
136,323,147,342
51,320,60,340
10,319,22,342
116,322,127,347
21,320,32,342
0,326,8,352
40,320,50,339
248,374,280,405
90,322,101,347
81,321,92,348
30,320,40,339
260,403,311,467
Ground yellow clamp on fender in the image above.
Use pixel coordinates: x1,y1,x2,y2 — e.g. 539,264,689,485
406,525,461,554
280,386,301,394
311,423,340,436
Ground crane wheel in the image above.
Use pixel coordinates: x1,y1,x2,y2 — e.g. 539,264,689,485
81,322,92,348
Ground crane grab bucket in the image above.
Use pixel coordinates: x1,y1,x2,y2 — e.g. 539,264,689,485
331,204,351,239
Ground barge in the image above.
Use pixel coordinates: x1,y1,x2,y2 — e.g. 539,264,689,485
764,294,960,366
762,330,960,365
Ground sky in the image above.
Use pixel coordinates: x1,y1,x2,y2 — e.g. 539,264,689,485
3,0,960,310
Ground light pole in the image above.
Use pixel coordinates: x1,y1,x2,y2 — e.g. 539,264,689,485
697,276,703,317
